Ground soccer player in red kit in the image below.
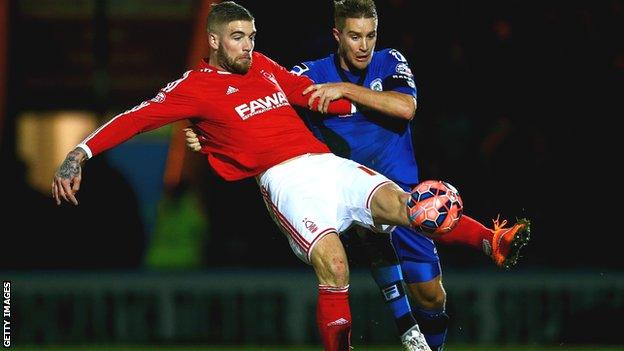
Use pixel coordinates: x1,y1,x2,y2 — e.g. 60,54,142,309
183,1,528,350
52,2,434,350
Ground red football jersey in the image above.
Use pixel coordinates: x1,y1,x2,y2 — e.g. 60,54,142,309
79,52,353,180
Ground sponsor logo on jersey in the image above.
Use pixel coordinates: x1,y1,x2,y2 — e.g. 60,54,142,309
226,85,239,95
234,91,289,120
199,68,213,73
370,78,383,91
396,63,413,77
290,63,310,76
150,92,166,103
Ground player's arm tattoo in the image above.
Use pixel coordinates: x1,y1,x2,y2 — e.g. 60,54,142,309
56,148,86,179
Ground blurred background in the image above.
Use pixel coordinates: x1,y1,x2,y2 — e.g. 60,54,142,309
0,0,622,349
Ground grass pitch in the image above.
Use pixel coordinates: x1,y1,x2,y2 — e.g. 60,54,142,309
8,345,623,351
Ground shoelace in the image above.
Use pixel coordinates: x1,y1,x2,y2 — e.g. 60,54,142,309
491,214,508,232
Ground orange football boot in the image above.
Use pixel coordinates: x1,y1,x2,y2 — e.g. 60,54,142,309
489,216,531,268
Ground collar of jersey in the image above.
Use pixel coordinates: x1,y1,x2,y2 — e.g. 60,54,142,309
332,53,368,86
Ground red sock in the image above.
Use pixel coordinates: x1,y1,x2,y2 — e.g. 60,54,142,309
317,285,352,351
435,214,493,253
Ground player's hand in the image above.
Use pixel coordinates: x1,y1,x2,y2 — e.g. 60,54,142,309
183,126,208,153
52,148,86,206
303,83,347,114
183,127,202,152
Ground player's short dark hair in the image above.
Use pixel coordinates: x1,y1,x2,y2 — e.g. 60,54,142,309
334,0,377,31
207,1,254,34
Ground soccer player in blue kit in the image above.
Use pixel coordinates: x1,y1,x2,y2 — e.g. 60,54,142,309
297,1,529,350
186,0,530,349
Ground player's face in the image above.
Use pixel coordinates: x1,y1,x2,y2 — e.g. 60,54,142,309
216,20,256,74
334,17,377,71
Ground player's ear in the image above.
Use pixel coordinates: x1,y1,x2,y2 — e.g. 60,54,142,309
332,28,341,44
208,32,219,50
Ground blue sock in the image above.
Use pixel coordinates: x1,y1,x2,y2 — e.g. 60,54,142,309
371,265,417,335
413,307,449,350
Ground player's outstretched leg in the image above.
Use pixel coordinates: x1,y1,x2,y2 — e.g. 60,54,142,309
434,214,531,268
489,216,531,268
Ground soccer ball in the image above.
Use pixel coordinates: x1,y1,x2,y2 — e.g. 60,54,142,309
407,180,463,236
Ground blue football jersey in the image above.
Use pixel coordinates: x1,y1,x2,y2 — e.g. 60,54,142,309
291,48,419,186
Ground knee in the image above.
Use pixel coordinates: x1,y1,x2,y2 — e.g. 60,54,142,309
409,282,447,310
370,184,411,226
418,289,446,310
328,258,349,286
425,289,447,310
315,254,349,287
310,234,350,287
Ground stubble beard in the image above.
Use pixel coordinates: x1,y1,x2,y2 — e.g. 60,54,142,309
217,48,251,74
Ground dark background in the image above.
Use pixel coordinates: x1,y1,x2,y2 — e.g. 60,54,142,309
1,0,621,272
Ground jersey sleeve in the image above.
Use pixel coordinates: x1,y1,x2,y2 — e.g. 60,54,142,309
77,70,201,158
290,62,316,81
262,55,354,115
381,49,418,98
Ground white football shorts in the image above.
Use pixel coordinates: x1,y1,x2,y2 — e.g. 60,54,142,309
257,153,395,264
